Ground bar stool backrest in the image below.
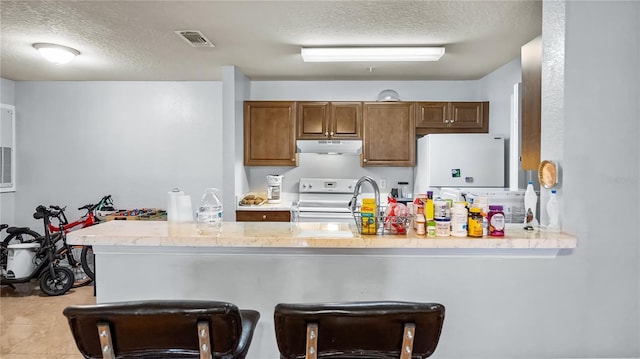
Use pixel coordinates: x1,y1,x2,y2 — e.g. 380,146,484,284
274,301,445,359
63,300,248,359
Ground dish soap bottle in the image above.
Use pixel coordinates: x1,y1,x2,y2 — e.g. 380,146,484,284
546,189,561,233
197,188,223,235
523,180,538,228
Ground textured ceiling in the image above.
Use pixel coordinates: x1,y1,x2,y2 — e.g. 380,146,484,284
0,1,542,81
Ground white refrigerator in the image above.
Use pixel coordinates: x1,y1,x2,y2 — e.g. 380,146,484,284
413,134,505,194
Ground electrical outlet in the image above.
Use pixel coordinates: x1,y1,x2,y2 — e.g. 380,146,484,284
380,179,387,189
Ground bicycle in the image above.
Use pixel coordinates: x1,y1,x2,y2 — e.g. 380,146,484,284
1,206,74,296
47,206,94,287
47,195,114,282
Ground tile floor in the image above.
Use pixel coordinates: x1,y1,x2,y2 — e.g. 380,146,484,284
1,281,95,359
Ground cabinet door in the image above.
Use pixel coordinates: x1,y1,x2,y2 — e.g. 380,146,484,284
297,102,329,139
330,102,362,139
244,101,297,166
449,102,488,131
236,210,291,222
416,102,448,130
362,102,415,166
521,36,542,170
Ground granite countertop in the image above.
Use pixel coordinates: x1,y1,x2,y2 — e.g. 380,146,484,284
67,220,577,251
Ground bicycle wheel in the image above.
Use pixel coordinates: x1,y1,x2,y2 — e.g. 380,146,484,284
39,266,74,296
80,246,95,281
2,229,41,247
57,246,93,287
1,229,42,268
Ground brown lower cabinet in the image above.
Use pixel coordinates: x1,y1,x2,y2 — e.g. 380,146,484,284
236,210,291,222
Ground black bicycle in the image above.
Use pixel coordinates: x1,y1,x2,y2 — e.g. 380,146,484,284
1,206,74,296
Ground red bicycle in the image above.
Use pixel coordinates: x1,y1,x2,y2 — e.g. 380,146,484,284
48,195,114,283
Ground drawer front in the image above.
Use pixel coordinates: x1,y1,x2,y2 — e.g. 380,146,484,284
236,210,291,222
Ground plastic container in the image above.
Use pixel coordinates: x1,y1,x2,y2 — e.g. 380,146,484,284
488,205,505,237
547,189,561,233
434,200,450,220
435,218,450,237
524,180,538,226
468,207,484,238
426,221,436,237
6,242,40,279
196,188,223,235
450,202,468,237
425,191,434,221
416,214,426,236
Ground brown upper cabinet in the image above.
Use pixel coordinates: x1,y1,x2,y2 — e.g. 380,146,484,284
297,102,362,140
521,36,542,170
415,101,489,135
244,101,297,166
362,102,415,167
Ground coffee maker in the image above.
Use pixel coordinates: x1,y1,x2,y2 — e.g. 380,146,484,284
266,175,283,203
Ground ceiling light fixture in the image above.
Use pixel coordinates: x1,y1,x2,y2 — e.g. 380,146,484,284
301,47,445,62
32,43,80,64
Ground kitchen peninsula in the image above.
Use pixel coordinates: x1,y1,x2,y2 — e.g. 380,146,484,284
68,220,576,358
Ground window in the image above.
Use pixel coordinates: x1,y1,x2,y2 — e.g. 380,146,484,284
0,104,15,192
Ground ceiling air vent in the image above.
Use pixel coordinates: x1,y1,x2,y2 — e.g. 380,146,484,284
174,30,215,48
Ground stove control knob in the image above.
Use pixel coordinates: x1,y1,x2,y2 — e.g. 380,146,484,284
302,184,307,190
308,184,313,189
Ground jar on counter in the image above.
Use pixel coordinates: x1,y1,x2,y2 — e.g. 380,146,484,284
450,202,468,237
488,205,505,237
426,221,436,237
435,218,450,237
416,214,426,236
468,207,483,238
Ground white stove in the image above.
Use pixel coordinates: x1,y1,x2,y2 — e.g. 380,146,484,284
296,178,358,222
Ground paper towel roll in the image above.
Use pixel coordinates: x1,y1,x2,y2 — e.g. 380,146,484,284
176,195,193,223
167,189,184,223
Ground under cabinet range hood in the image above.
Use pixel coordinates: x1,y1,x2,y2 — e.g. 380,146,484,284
296,140,362,155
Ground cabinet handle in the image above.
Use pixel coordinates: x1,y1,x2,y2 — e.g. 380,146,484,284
262,214,267,220
324,131,329,136
330,131,334,136
363,159,368,163
291,158,295,162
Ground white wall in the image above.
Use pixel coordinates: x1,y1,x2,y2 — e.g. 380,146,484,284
478,57,524,188
560,0,639,354
0,78,16,225
14,81,222,227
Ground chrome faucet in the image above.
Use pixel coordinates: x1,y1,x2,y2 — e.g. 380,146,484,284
348,176,381,217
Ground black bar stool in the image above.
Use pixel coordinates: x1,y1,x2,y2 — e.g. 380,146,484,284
274,301,445,359
63,300,260,359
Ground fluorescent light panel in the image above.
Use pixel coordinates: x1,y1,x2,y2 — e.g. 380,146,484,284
301,47,445,62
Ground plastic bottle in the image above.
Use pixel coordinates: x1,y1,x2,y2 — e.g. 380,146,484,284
546,189,561,233
523,181,538,227
467,207,483,238
488,205,505,237
450,202,468,237
416,214,426,236
196,188,223,235
425,191,434,221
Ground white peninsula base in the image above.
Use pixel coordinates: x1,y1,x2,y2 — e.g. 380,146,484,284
69,221,577,358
